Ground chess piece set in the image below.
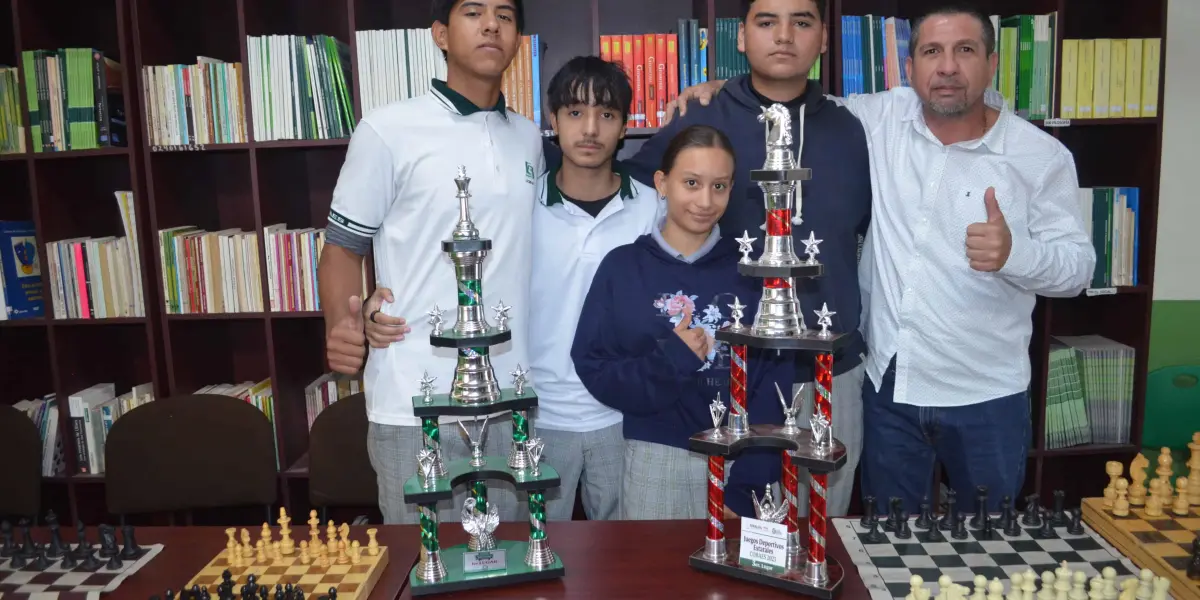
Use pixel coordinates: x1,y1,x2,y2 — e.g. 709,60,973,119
859,487,1086,543
684,103,852,598
403,166,564,596
903,565,1169,600
153,574,339,600
1102,446,1200,518
1,510,146,571
219,510,378,569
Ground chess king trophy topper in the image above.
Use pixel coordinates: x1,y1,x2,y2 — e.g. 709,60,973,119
402,166,565,596
687,104,852,599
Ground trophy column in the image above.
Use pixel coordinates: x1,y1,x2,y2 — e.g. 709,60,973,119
421,417,448,478
416,505,446,582
705,456,727,561
805,352,835,584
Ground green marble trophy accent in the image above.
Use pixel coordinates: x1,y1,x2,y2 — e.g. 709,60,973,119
405,166,565,596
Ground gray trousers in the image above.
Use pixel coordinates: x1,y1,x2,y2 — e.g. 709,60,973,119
367,419,524,525
536,423,624,521
791,362,865,517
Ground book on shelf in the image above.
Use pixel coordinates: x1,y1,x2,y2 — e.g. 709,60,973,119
13,393,65,477
501,35,540,125
355,28,446,116
263,223,368,313
601,32,681,129
304,372,364,429
198,379,277,468
0,220,45,320
1080,186,1139,288
142,58,248,150
66,382,155,475
157,225,263,314
0,66,25,153
840,15,911,94
44,191,145,320
20,48,125,151
1060,38,1161,119
246,34,354,142
1044,335,1135,450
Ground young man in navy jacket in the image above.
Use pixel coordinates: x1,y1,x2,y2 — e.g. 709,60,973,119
621,0,872,517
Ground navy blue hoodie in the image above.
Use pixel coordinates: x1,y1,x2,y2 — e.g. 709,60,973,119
621,77,873,381
570,232,792,517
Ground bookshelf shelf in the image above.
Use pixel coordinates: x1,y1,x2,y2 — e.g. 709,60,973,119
0,0,1166,523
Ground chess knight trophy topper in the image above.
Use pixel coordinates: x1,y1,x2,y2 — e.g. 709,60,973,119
686,105,852,599
402,166,565,596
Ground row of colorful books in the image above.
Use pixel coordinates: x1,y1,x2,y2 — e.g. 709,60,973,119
1061,38,1161,119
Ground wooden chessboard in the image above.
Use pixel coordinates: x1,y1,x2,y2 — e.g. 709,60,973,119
1082,497,1200,600
184,546,389,600
0,543,164,600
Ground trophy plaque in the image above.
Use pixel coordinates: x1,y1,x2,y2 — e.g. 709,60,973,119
403,166,566,596
685,104,852,598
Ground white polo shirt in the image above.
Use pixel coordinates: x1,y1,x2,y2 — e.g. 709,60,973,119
528,167,662,432
326,80,544,427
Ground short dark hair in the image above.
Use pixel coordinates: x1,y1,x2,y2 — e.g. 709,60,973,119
431,0,525,33
547,56,633,120
910,5,995,56
741,0,827,23
661,125,736,174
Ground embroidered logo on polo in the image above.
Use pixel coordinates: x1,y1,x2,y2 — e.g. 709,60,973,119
525,161,535,184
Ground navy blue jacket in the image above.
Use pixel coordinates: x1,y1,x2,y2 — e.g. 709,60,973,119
621,77,873,380
570,233,791,517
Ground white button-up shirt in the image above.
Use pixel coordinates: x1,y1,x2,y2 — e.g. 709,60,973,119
842,87,1095,407
528,168,662,432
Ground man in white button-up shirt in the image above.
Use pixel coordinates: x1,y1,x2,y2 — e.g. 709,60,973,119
845,7,1094,517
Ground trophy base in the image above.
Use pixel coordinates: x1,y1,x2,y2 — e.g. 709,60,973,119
412,386,539,417
687,425,848,473
688,542,843,599
738,261,823,279
716,326,850,353
402,457,561,504
430,326,512,349
408,539,565,596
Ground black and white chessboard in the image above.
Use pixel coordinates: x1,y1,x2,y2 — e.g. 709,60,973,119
0,543,164,600
835,515,1142,600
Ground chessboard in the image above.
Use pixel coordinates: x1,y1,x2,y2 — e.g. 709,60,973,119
1082,497,1200,600
183,511,388,600
0,518,163,600
835,505,1144,600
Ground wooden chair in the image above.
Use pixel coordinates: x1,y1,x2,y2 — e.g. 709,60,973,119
104,394,277,521
0,404,41,520
308,393,378,521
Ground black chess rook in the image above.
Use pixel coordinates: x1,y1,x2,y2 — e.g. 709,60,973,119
861,496,877,528
971,485,989,529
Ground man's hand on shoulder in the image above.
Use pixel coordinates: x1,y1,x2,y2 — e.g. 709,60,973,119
326,295,368,374
661,79,728,127
966,187,1013,272
363,287,411,348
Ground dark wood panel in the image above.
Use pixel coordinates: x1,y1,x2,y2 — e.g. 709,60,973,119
1037,450,1139,508
33,154,133,243
52,322,151,397
0,161,32,221
256,146,345,230
1048,291,1150,349
597,0,698,36
1030,298,1051,452
1058,0,1164,39
353,0,430,31
0,325,53,405
131,0,241,65
894,0,1058,19
166,318,268,395
0,0,15,65
243,0,350,42
16,0,119,57
148,151,255,232
525,0,594,115
268,317,326,469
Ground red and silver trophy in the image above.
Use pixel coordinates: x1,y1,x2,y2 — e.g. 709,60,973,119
687,104,851,598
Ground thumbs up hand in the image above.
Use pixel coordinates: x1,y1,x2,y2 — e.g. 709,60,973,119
966,186,1012,272
327,295,368,374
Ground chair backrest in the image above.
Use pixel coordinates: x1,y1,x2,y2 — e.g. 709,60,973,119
104,394,278,515
308,393,378,508
0,404,41,518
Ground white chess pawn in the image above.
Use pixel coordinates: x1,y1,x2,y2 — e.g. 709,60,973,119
1069,571,1089,600
1101,569,1119,600
973,575,989,600
1010,572,1027,600
1054,568,1072,600
1135,569,1153,600
907,574,926,600
1039,572,1057,600
1149,577,1169,600
1022,571,1039,600
988,577,1005,600
939,575,955,600
1088,578,1105,600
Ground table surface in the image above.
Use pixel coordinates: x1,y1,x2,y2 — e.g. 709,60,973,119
396,519,871,600
11,525,422,600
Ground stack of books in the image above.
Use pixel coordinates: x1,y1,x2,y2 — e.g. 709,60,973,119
245,34,354,142
156,225,263,314
840,15,911,94
0,66,24,153
354,28,446,115
600,32,679,129
1060,37,1161,119
20,48,125,151
304,372,365,429
263,223,324,313
65,382,155,475
142,58,249,150
1044,335,1135,449
12,394,65,476
1079,187,1140,288
44,191,145,320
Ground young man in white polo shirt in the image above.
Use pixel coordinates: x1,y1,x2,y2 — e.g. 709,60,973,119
319,0,542,525
529,56,660,520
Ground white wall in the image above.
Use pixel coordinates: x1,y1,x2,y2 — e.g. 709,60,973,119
1154,0,1200,301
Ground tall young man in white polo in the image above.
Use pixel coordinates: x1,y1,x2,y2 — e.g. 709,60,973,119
319,0,541,525
529,56,661,520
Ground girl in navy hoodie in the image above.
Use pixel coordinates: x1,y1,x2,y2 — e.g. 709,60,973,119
571,125,792,520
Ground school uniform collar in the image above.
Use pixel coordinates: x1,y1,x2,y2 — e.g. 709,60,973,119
651,217,722,263
542,164,636,206
431,79,508,118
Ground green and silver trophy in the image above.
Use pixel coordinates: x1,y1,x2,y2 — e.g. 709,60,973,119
404,166,565,596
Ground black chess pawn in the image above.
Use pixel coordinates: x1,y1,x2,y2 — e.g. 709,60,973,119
45,511,67,559
971,485,990,529
861,496,877,528
952,513,969,540
1022,494,1042,526
1037,508,1056,539
885,497,903,532
74,521,90,558
0,520,14,558
1066,507,1085,535
1004,506,1023,537
30,546,52,569
9,549,27,568
896,510,913,539
920,521,945,543
190,584,202,600
996,496,1012,527
326,587,337,600
80,546,103,571
980,509,995,540
106,552,124,570
121,524,144,559
915,497,934,530
864,515,886,542
165,588,176,600
60,549,78,569
19,518,38,558
1189,536,1200,580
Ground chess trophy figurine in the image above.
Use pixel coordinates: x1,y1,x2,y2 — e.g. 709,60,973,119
402,166,564,596
686,104,851,599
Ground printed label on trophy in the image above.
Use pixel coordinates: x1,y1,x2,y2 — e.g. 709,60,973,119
738,517,788,573
463,549,507,573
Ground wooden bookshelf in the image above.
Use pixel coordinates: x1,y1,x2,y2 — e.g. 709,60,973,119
0,0,1167,524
